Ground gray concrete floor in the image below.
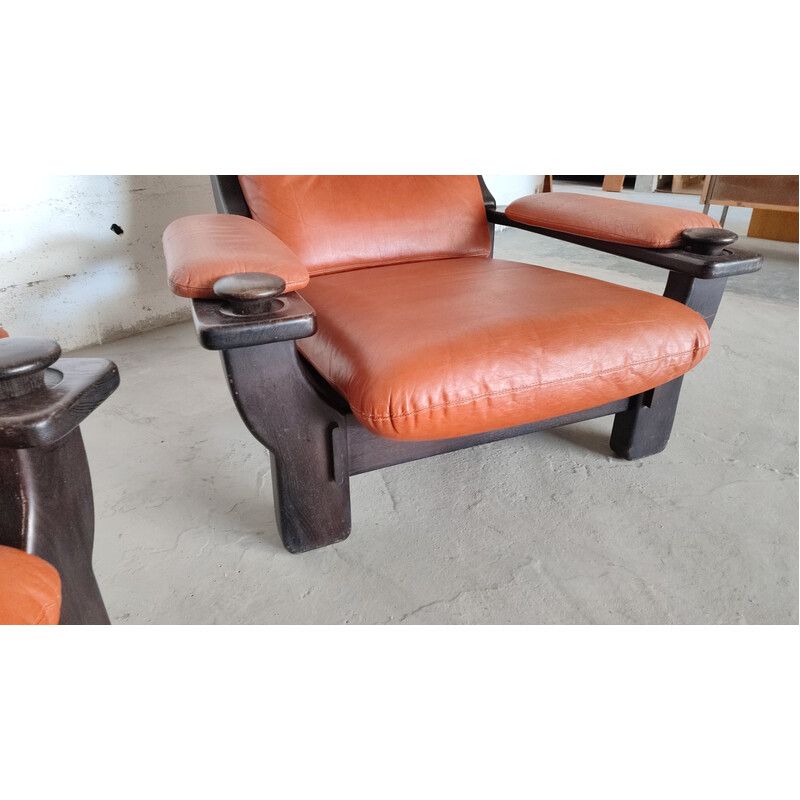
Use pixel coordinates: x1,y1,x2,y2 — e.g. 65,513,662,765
74,184,798,624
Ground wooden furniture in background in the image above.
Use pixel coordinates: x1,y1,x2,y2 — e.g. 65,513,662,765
701,175,799,241
748,209,799,243
670,176,706,195
602,175,625,192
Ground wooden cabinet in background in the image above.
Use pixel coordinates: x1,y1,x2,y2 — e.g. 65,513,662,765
701,175,799,242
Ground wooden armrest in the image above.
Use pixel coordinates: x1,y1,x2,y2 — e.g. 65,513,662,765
0,337,119,449
185,269,318,351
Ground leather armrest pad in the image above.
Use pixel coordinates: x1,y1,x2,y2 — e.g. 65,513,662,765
163,214,310,299
504,192,720,249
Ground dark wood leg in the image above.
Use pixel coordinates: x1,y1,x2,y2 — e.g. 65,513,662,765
1,340,117,624
610,377,684,460
221,342,351,553
0,430,109,624
610,272,728,460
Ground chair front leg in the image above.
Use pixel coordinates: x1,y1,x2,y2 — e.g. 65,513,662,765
610,272,728,460
221,341,351,554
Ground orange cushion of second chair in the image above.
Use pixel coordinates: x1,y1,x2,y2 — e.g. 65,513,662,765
296,257,711,441
0,546,61,625
505,192,720,248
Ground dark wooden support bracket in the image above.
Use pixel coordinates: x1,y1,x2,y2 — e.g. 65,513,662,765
610,230,733,461
0,337,119,623
0,432,110,624
221,340,351,553
195,273,351,553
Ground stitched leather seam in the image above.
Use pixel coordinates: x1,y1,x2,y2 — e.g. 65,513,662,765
307,248,491,277
168,276,308,294
353,344,709,421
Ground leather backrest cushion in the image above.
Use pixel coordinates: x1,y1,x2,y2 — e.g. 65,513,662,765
238,176,491,276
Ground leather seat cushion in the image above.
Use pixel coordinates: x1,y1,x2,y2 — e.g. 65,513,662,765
296,257,711,441
0,546,61,625
239,176,491,277
505,192,721,248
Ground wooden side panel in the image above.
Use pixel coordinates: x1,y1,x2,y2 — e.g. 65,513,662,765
602,175,625,192
704,175,799,211
747,209,799,242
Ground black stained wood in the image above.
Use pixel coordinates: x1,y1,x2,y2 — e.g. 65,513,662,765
0,431,109,624
0,337,61,400
0,337,61,379
0,357,120,449
681,228,738,255
610,271,728,461
610,377,685,461
487,208,762,279
221,340,351,553
210,176,251,217
0,337,117,622
478,175,497,256
346,399,631,475
214,272,286,302
663,272,728,328
192,292,316,351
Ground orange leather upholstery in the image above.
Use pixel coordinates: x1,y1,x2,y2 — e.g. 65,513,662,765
0,545,61,625
505,192,721,248
297,257,710,440
239,176,491,277
163,214,310,299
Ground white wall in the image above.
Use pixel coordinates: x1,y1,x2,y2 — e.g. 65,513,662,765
0,176,216,351
0,175,541,351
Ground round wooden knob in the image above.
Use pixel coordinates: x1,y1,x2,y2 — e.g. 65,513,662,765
213,272,287,315
0,337,61,399
681,228,738,255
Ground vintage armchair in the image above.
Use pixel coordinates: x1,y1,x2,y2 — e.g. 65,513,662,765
163,176,761,554
0,329,118,624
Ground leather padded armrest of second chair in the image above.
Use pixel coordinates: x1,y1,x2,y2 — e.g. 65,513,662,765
163,214,310,299
504,192,721,249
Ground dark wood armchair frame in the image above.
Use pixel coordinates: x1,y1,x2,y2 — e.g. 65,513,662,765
192,176,762,554
0,338,118,623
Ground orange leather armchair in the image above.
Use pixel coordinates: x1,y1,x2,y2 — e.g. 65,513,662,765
0,329,119,624
163,177,761,554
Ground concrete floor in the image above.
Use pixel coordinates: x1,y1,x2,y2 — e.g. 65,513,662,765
74,184,798,624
